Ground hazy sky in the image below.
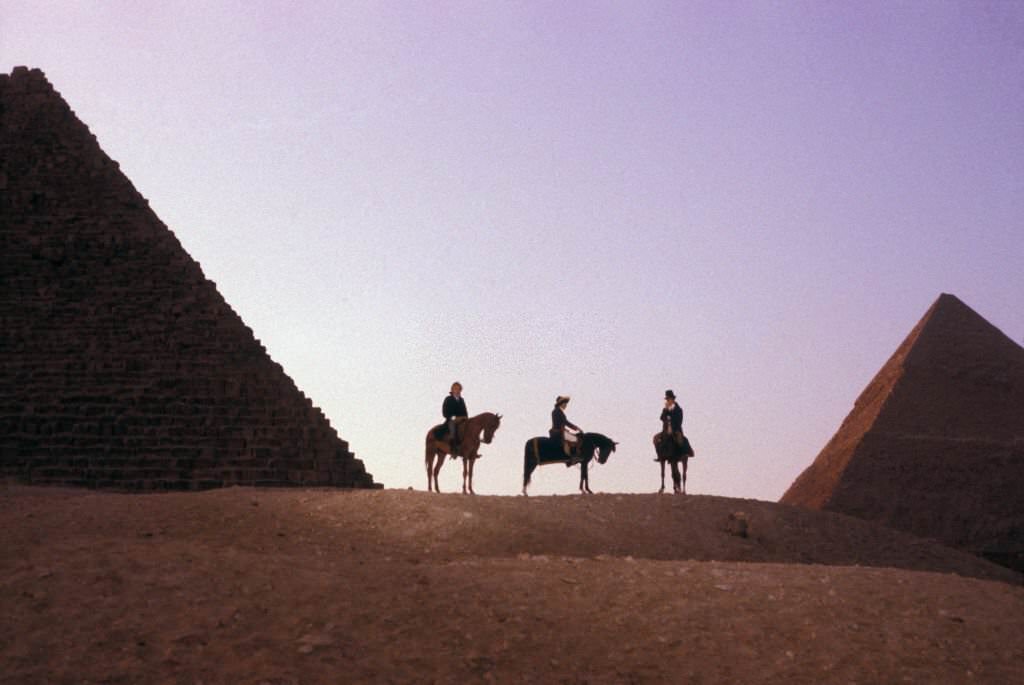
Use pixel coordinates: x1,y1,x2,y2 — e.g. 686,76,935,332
4,1,1022,497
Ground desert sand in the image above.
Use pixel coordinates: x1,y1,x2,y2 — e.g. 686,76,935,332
2,484,1022,684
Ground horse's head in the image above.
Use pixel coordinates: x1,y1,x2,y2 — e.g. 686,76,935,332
481,412,502,444
587,433,617,464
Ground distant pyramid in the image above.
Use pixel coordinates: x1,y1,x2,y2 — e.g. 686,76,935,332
0,67,377,489
781,293,1024,570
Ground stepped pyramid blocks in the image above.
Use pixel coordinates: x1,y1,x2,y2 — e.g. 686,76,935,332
781,293,1024,571
0,66,378,490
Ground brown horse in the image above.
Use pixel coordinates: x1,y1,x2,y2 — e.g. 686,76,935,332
653,432,693,494
425,411,502,494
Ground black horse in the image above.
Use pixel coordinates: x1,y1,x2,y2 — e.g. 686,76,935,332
522,432,617,495
653,432,693,494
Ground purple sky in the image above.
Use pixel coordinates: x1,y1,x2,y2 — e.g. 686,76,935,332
4,2,1022,497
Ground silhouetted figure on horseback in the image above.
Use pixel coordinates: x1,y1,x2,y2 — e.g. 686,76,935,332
523,396,617,495
550,395,583,465
660,389,684,452
439,381,468,456
653,389,693,494
425,382,502,493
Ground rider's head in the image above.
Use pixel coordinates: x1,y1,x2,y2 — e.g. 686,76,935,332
555,395,570,408
451,382,462,395
664,389,676,405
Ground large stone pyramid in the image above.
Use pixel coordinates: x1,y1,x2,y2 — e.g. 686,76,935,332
781,293,1024,570
0,67,377,490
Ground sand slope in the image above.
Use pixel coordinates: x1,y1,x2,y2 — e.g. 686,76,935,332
2,485,1021,684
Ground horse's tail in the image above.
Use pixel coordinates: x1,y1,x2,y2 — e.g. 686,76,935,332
523,439,536,488
522,440,530,487
426,426,445,461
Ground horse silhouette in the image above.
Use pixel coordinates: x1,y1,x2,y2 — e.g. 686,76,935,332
424,411,502,494
522,432,617,495
653,432,693,494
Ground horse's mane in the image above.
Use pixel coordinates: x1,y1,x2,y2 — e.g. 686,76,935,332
584,432,616,450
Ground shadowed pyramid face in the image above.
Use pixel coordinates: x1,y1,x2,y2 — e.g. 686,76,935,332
0,67,377,491
780,293,1024,572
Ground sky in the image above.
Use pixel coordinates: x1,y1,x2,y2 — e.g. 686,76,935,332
3,1,1022,498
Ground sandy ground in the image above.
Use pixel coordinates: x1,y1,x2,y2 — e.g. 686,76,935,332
2,484,1022,684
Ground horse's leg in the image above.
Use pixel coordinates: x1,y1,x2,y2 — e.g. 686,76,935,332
671,460,682,494
579,460,592,494
658,458,666,494
461,457,469,495
469,439,479,495
522,462,533,496
432,452,446,494
522,445,534,496
681,457,688,495
426,445,434,492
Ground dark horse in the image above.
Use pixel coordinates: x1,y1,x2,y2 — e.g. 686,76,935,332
653,432,693,494
522,432,617,495
425,412,502,494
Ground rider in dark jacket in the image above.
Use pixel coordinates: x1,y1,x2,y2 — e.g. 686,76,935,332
442,382,468,455
660,389,684,452
550,395,582,463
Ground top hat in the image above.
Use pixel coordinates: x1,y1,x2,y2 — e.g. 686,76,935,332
664,390,676,400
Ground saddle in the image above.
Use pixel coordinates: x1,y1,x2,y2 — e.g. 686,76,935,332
434,417,467,449
550,429,580,459
654,432,694,459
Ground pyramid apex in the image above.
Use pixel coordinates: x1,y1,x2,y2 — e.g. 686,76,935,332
8,65,47,81
910,292,1018,359
2,66,54,94
922,292,983,321
932,292,970,310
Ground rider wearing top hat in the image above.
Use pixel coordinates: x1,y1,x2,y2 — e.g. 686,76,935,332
442,382,468,455
660,389,684,450
551,395,582,462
